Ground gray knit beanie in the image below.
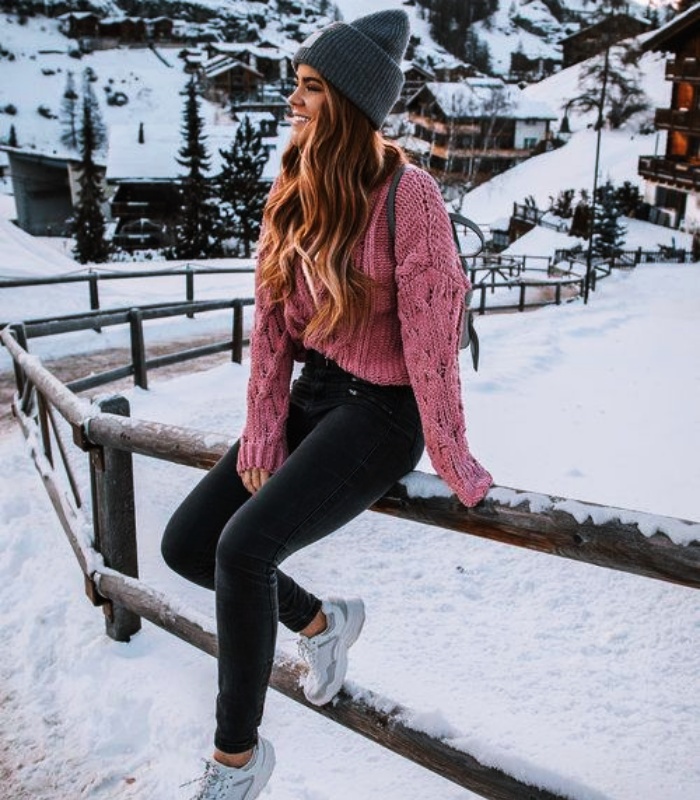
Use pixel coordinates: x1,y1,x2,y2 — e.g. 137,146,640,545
293,9,410,130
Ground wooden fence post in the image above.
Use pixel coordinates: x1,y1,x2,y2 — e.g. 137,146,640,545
8,323,28,397
232,300,244,363
89,395,141,642
129,308,148,389
88,270,101,332
186,266,194,319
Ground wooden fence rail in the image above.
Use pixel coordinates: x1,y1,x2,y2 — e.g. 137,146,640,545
8,297,254,392
2,325,699,800
0,263,255,322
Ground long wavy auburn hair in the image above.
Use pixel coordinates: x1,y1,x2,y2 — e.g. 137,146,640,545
258,80,407,342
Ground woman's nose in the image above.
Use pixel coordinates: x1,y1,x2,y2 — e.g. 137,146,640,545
288,85,302,106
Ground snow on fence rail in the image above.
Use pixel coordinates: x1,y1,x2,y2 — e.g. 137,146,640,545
2,325,699,800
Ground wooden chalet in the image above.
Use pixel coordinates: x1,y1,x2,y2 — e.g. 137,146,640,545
561,12,652,68
432,59,480,82
401,63,434,104
98,17,147,45
405,79,556,184
146,17,174,42
57,12,100,39
202,55,265,104
638,4,700,232
204,42,292,86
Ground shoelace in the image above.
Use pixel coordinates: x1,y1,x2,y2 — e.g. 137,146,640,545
297,635,319,666
179,759,214,793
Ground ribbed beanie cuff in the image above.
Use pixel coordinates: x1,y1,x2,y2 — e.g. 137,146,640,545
293,10,410,129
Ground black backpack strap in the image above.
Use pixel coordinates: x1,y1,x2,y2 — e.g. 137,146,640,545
386,164,407,245
448,212,485,257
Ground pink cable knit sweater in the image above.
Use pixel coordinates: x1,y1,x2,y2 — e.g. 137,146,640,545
237,165,492,507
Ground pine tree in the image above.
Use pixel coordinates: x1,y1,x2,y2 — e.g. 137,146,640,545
171,77,222,259
7,124,18,147
592,180,626,260
82,68,107,153
60,71,79,151
216,114,269,257
72,94,110,264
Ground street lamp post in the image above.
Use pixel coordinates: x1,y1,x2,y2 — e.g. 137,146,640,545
584,45,610,305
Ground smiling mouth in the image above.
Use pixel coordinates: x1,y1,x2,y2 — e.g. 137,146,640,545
288,113,311,124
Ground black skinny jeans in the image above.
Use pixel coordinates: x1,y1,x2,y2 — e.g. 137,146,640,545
161,353,425,754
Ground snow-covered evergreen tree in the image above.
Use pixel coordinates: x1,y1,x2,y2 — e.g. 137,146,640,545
72,94,109,264
216,114,268,257
171,77,222,260
592,180,626,260
60,71,79,151
82,68,107,154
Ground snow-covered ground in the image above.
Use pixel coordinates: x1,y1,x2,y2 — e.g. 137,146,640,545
1,4,699,800
2,243,699,800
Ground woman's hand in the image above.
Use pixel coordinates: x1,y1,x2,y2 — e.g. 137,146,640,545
241,467,271,494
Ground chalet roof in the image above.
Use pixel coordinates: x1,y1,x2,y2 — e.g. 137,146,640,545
57,12,99,21
204,56,264,80
207,42,293,61
560,12,651,44
106,121,289,182
409,81,557,121
403,62,435,80
642,4,700,53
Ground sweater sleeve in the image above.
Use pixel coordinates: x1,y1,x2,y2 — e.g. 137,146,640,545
237,272,295,476
394,169,492,507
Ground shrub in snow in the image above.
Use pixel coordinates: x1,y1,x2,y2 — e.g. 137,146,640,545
106,92,129,107
37,104,57,119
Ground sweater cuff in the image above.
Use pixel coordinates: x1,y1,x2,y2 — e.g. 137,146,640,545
236,434,288,476
450,457,493,507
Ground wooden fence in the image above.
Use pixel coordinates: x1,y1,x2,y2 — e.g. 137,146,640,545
2,324,699,800
1,256,586,322
7,297,254,392
0,263,255,322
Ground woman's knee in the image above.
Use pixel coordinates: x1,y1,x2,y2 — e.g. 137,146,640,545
161,516,187,574
215,519,277,583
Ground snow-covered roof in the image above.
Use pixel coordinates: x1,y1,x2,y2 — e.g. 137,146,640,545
642,2,700,53
106,122,290,182
207,42,293,61
414,81,557,121
57,12,98,20
205,59,263,80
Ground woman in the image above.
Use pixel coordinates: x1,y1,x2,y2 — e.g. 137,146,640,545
163,9,492,799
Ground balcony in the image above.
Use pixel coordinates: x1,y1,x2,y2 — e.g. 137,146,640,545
638,156,700,192
666,58,700,83
654,107,700,134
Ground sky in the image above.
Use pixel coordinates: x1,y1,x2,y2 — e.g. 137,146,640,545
1,5,699,800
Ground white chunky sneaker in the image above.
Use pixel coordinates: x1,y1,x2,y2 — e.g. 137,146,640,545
298,597,365,706
189,738,275,800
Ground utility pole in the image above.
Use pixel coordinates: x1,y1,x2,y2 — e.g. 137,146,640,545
584,44,610,304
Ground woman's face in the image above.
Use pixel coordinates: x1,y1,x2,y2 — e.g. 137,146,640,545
287,65,328,147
